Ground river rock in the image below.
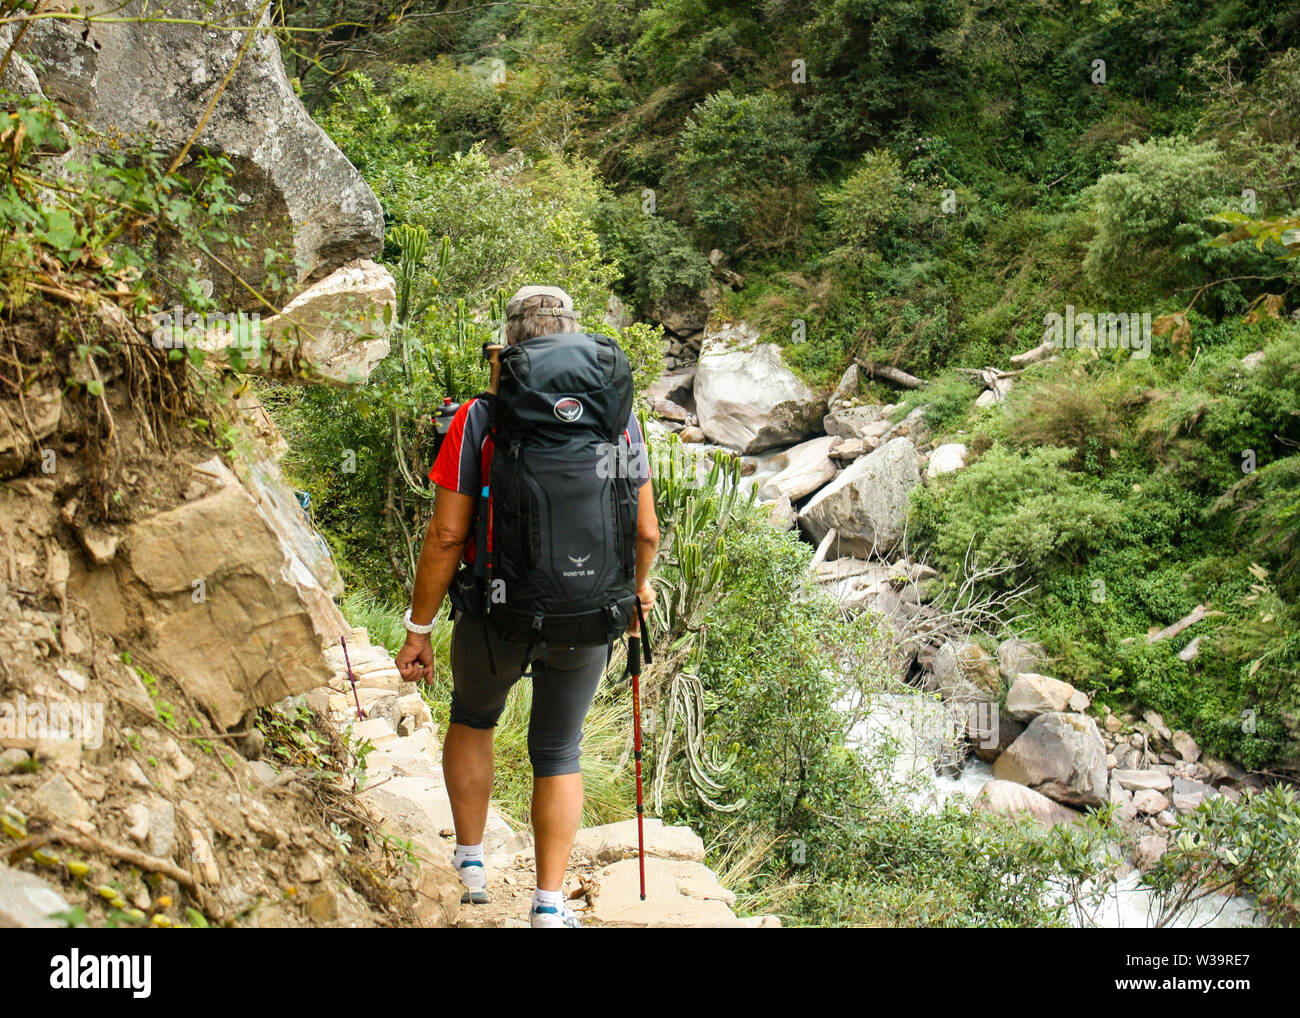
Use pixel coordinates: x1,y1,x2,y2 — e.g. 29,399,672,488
694,324,825,452
992,712,1108,808
20,1,384,306
1112,768,1173,792
1005,673,1077,720
1132,789,1170,814
757,436,839,501
798,437,920,558
823,404,894,442
652,398,691,424
975,779,1083,828
925,443,968,479
649,366,696,406
1171,730,1201,763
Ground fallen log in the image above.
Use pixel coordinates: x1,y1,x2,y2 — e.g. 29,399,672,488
1147,604,1224,644
809,527,838,572
856,360,927,389
1010,339,1056,367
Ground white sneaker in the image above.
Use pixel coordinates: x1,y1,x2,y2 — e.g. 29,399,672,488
529,901,582,928
454,857,489,905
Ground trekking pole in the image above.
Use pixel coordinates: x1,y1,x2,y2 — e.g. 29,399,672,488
627,628,647,901
340,636,364,721
628,600,654,901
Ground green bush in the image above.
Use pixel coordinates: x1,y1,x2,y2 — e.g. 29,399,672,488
677,90,813,255
821,149,908,249
1081,135,1277,306
912,444,1125,582
592,193,713,314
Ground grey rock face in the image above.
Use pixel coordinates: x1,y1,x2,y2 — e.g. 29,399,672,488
694,323,825,452
993,712,1108,808
21,2,383,306
798,437,921,558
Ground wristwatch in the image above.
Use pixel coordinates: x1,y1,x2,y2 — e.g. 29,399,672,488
404,609,435,634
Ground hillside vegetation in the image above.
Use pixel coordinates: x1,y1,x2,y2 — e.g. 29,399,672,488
263,1,1300,925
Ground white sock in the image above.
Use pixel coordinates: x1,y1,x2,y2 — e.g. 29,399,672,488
453,843,484,867
532,887,565,912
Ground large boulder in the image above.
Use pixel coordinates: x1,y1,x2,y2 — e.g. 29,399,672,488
975,779,1084,828
927,642,1001,705
71,457,348,727
694,323,825,452
1005,673,1077,720
799,437,921,558
242,260,395,386
992,712,1108,809
969,704,1026,764
756,436,839,501
817,559,919,620
997,638,1047,682
18,2,383,306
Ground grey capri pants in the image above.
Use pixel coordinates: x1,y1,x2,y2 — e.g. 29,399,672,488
448,611,608,777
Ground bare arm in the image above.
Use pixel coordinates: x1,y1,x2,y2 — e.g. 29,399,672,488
631,480,660,633
396,486,475,681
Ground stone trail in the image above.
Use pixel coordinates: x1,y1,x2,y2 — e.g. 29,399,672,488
318,627,778,928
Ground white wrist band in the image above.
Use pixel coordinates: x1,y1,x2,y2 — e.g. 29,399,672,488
404,609,435,634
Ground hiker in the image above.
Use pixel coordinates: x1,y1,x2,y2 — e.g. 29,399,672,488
394,285,660,928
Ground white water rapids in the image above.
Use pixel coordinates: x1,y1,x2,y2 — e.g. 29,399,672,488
839,687,1260,928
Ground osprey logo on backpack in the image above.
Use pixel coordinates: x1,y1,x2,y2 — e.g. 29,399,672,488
553,396,583,422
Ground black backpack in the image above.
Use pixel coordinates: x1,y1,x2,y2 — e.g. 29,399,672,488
453,332,641,670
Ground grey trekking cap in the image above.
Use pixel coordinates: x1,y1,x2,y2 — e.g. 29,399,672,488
506,284,574,320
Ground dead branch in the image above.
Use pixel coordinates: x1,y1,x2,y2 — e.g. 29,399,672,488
1147,604,1224,644
856,359,928,390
